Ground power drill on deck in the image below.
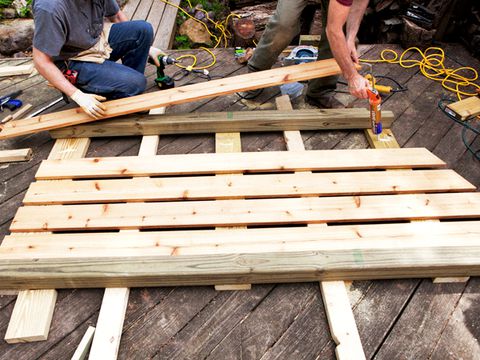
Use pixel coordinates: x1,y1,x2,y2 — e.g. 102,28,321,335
149,55,178,90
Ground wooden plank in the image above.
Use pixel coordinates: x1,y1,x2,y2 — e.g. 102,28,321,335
154,0,180,49
10,192,480,232
4,137,91,344
365,129,470,284
90,110,162,359
320,281,365,360
48,109,395,138
4,290,58,343
0,64,33,77
71,326,95,360
0,59,347,139
1,103,33,124
276,95,364,360
89,288,129,360
23,169,474,205
122,0,141,20
447,95,480,120
34,148,446,180
0,148,32,163
1,241,480,289
4,221,480,257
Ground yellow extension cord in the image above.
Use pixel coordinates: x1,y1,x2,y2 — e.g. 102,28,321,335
159,0,241,72
360,47,480,101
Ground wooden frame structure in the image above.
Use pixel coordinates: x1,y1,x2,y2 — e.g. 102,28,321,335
2,97,479,359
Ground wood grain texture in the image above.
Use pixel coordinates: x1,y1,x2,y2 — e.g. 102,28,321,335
0,59,345,139
10,192,480,232
0,148,32,163
23,170,475,205
447,96,480,120
320,281,365,360
48,108,395,138
89,288,130,360
4,290,58,343
4,221,480,258
1,245,480,289
4,137,91,344
34,148,446,180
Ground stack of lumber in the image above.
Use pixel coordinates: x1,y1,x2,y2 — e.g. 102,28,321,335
1,147,480,289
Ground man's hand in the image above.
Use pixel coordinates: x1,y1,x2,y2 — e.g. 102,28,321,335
71,89,107,118
347,39,359,64
347,73,369,99
149,47,165,67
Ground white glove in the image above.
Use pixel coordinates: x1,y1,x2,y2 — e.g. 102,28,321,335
149,46,166,67
71,89,107,119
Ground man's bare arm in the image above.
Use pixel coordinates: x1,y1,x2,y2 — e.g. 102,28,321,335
346,0,369,63
33,47,77,97
108,10,128,23
326,0,368,99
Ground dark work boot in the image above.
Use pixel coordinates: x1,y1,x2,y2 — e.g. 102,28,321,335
305,92,345,109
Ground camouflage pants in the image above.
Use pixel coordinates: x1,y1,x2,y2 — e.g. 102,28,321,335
248,0,337,98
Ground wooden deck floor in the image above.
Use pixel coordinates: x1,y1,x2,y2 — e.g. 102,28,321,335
0,42,479,359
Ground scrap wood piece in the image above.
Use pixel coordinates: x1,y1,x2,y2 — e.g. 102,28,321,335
1,104,33,125
71,326,95,360
0,64,34,77
4,289,57,343
0,148,32,163
4,138,91,344
0,59,346,139
320,281,366,360
89,288,129,360
1,237,480,289
34,148,446,180
275,94,365,360
23,169,475,205
3,221,480,259
10,192,480,232
48,108,395,138
447,95,480,120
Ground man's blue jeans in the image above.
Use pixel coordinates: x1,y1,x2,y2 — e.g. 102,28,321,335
68,21,153,99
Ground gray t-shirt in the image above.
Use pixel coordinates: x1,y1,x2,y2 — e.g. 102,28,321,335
33,0,119,61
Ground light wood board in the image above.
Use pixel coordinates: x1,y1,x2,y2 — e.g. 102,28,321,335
0,148,32,163
0,64,34,77
48,108,395,138
71,326,95,360
447,96,480,120
0,59,346,139
34,148,446,180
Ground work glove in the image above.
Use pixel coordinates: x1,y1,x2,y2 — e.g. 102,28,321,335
149,47,166,67
347,72,370,99
71,89,107,119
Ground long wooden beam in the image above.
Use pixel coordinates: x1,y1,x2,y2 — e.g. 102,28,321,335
48,109,395,138
23,170,474,205
0,243,479,289
34,148,445,180
0,59,345,139
10,192,480,232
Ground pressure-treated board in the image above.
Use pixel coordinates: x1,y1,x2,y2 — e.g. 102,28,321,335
0,148,32,163
3,137,91,344
1,225,480,288
22,170,475,205
4,290,57,343
48,109,395,138
34,148,446,179
0,59,346,139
